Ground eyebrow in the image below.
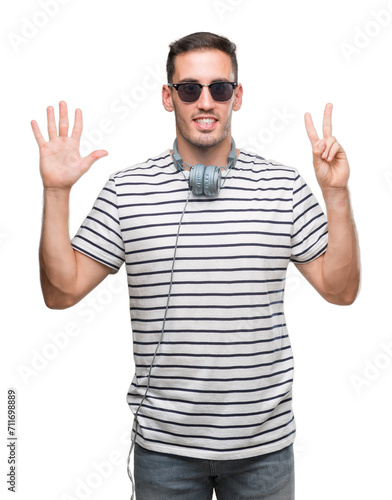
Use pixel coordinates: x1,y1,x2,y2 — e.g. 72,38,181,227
176,77,232,84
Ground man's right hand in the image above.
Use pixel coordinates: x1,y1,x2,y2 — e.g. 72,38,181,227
31,101,108,191
33,101,112,309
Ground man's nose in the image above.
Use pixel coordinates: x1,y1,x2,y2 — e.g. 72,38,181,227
197,86,216,110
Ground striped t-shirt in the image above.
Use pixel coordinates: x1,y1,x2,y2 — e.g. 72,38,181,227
71,148,328,461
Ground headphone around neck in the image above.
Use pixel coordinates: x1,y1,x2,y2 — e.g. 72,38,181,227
172,138,237,197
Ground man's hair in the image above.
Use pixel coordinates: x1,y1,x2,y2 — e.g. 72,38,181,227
166,32,238,83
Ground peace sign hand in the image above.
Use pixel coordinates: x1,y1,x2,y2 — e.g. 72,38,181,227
304,103,350,191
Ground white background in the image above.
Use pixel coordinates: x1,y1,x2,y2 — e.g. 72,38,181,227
1,0,392,499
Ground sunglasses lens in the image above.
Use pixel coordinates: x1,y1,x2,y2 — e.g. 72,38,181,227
210,83,234,102
177,84,201,103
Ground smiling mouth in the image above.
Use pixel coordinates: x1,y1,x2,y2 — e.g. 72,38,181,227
193,117,218,131
194,118,217,124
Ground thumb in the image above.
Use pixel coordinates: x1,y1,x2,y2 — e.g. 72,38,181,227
82,150,109,171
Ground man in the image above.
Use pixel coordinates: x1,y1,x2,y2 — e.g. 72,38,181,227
31,32,360,500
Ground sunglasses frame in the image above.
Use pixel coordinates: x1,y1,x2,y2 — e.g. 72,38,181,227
168,81,238,103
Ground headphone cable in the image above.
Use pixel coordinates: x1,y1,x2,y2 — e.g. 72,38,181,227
127,188,191,500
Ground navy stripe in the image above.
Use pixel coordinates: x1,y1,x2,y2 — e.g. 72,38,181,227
72,235,123,261
130,301,284,312
129,278,286,288
131,314,285,324
137,417,295,445
119,207,292,223
134,344,291,358
132,325,288,335
129,289,285,300
132,379,293,396
124,230,292,245
92,206,121,226
79,224,123,252
135,429,296,454
134,333,288,345
134,389,292,407
137,367,293,382
126,242,292,256
137,408,292,429
130,257,288,268
114,156,171,176
71,244,120,270
292,221,327,246
128,267,287,278
128,397,293,419
117,196,292,210
122,219,293,234
135,355,293,371
291,242,328,263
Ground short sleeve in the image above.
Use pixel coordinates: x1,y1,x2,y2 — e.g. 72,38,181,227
71,176,125,273
290,171,328,264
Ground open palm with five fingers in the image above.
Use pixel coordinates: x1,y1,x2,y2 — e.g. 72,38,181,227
304,103,350,191
31,101,108,191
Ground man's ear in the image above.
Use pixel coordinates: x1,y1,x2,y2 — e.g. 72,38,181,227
233,84,243,112
162,85,174,112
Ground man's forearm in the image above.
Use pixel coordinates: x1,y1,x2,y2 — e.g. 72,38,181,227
321,187,360,304
39,188,78,307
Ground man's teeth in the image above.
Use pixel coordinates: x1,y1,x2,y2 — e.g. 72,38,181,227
196,118,216,124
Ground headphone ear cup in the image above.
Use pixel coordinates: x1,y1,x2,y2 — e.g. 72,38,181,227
189,164,206,196
204,165,221,197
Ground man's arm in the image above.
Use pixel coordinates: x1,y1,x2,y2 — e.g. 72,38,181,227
295,103,360,305
32,101,111,309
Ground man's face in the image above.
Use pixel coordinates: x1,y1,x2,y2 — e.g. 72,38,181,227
163,49,242,149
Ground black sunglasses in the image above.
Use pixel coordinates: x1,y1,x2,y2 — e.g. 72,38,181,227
168,81,238,103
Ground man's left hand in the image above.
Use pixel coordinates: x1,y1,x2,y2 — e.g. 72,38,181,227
304,103,350,191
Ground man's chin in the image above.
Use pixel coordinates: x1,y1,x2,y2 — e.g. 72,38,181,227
186,133,228,150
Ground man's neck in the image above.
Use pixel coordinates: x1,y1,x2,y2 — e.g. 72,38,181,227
175,135,234,170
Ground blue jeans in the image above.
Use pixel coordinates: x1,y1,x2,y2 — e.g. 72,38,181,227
134,443,294,499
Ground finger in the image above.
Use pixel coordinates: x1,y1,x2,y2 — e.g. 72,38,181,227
81,150,109,171
325,140,340,162
312,139,326,161
58,101,69,137
47,105,57,140
321,135,336,160
71,108,83,144
322,102,333,138
31,120,47,148
304,112,319,148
